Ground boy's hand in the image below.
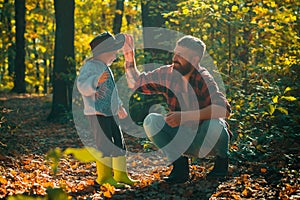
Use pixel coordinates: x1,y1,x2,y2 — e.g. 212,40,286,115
118,106,128,119
164,112,182,127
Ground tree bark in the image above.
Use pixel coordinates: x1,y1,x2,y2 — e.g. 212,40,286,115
113,0,125,34
2,0,15,77
48,0,75,121
11,0,26,93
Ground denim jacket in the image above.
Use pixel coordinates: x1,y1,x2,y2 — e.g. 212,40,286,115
77,59,122,116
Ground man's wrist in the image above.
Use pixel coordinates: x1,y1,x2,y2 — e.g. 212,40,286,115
184,110,200,122
125,61,135,69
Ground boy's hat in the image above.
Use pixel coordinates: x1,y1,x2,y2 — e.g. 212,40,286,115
90,31,125,56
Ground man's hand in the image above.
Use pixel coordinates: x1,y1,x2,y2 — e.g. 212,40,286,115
97,71,110,85
164,112,183,127
123,34,134,62
118,106,128,119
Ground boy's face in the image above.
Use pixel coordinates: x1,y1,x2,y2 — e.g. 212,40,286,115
99,50,118,66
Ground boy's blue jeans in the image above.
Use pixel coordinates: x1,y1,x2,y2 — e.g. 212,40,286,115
143,113,229,163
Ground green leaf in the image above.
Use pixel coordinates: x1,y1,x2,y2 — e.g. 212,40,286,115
281,96,297,101
46,187,68,200
46,148,62,175
64,147,103,162
277,107,289,115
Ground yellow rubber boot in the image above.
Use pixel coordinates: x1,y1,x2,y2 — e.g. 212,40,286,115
95,157,125,188
113,156,139,186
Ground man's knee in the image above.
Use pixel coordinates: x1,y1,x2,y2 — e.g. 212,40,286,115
203,119,229,139
143,113,165,138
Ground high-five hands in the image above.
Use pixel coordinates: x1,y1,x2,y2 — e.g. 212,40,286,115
122,34,135,62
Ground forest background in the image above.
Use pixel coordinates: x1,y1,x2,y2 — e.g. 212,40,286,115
0,0,299,199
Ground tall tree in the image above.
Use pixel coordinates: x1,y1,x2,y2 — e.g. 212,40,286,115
1,0,15,77
113,0,125,34
11,0,26,93
48,0,75,120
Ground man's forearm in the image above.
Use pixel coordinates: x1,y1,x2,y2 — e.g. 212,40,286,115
183,104,229,122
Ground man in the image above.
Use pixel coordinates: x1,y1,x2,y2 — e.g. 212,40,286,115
123,34,232,183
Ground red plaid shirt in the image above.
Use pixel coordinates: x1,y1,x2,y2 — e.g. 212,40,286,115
133,64,232,137
134,64,231,113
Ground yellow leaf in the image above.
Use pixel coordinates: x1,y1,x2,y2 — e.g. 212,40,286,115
0,177,8,185
272,95,278,103
281,96,297,101
290,14,297,22
277,107,288,115
103,190,112,198
101,183,115,198
268,104,276,115
242,7,250,13
203,23,211,28
222,1,229,6
27,63,34,69
242,188,249,197
143,143,150,149
40,46,47,53
213,4,219,10
182,8,189,15
284,87,292,94
256,145,267,152
115,9,123,15
30,53,35,59
231,5,238,12
270,1,276,8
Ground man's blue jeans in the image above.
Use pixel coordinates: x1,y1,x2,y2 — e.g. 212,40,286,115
143,113,229,163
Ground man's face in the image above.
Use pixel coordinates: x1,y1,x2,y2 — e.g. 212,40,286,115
172,45,197,76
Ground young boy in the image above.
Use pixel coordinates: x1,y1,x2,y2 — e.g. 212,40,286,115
77,32,138,187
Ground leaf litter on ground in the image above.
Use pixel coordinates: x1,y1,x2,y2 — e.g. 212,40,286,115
0,93,299,199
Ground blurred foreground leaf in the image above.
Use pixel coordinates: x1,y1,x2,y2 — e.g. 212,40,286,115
64,147,103,162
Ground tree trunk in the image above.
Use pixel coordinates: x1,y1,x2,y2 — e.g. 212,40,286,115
2,0,15,77
112,0,124,34
48,0,75,121
11,0,26,93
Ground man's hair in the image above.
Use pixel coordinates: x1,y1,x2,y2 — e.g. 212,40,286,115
177,35,206,61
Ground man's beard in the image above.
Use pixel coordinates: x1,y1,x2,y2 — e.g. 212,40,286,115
173,61,194,76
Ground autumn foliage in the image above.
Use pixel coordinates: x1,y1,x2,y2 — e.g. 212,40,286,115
1,0,300,199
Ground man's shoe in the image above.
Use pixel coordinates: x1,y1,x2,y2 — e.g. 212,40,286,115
206,156,228,180
163,156,189,184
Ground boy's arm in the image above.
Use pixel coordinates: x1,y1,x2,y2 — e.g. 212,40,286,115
77,62,107,96
123,34,140,88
